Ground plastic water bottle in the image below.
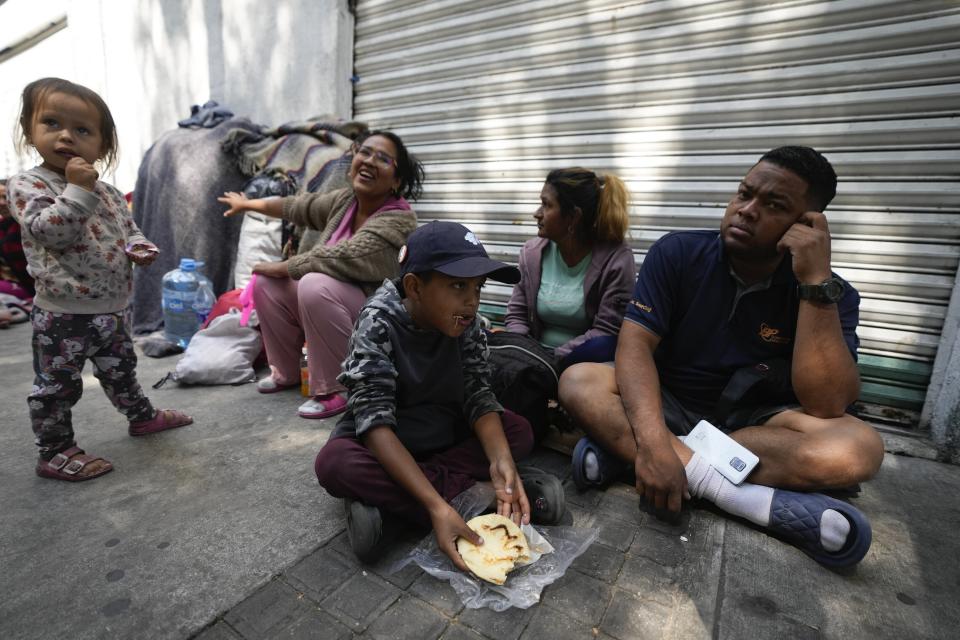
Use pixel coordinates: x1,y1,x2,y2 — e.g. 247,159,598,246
192,260,216,326
162,258,200,348
193,280,216,327
194,260,215,294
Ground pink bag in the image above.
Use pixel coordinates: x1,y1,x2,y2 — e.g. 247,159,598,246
200,274,257,330
238,273,257,327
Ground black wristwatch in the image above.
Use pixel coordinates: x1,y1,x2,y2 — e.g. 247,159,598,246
797,276,845,304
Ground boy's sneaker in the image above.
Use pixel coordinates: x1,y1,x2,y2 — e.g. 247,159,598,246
521,471,565,525
344,499,384,563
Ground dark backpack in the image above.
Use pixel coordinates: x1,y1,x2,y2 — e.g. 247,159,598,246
486,332,560,441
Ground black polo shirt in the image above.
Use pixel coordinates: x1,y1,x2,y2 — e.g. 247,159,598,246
624,230,860,416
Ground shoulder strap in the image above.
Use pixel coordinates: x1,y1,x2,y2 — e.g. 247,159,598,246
710,359,790,425
487,343,559,386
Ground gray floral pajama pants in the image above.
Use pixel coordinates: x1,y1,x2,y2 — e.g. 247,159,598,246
29,307,155,458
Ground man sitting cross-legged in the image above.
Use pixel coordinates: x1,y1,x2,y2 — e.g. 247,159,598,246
559,146,884,568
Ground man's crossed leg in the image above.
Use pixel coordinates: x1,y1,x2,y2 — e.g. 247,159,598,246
560,362,884,567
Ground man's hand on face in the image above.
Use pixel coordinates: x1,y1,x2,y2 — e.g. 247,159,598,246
777,211,833,285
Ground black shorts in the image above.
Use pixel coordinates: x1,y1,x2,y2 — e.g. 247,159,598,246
659,385,799,435
600,361,798,435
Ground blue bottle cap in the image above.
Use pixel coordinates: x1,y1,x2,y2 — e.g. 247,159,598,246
179,258,196,271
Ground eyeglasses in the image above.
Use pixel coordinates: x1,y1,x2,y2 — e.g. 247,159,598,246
353,144,396,168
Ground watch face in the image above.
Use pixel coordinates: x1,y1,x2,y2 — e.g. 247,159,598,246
823,278,844,302
798,278,845,302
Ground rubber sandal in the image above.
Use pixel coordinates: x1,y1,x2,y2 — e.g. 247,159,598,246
256,375,298,394
571,436,629,490
344,498,385,563
521,472,565,525
298,394,347,419
35,446,113,482
766,489,872,568
128,409,193,436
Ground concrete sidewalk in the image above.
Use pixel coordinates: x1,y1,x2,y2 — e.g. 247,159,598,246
1,319,958,640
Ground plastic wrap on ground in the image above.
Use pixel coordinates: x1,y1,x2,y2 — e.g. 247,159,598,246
388,482,598,611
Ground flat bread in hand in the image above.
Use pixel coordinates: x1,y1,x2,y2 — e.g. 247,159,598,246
456,514,531,585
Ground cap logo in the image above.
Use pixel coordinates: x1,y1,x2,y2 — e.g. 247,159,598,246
398,245,408,264
464,231,479,245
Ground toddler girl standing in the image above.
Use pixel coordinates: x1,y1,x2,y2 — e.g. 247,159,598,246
7,77,192,482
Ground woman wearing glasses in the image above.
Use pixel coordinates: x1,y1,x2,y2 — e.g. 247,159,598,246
219,130,423,418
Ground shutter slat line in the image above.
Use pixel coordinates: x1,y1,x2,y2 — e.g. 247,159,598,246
354,1,960,418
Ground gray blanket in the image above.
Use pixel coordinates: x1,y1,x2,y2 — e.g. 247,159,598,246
131,118,260,334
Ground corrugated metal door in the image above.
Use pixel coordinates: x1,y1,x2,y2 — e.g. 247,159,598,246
352,0,960,423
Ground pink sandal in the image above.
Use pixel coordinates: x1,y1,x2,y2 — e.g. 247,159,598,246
129,409,193,436
36,446,113,482
256,375,298,394
297,394,347,419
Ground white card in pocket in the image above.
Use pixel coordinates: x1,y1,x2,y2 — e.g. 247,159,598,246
685,420,759,485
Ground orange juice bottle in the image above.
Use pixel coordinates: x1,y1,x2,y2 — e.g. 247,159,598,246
300,345,310,396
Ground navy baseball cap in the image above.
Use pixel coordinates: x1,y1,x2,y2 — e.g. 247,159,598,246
399,221,520,284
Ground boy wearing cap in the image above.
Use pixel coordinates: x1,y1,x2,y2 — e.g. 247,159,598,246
315,221,564,567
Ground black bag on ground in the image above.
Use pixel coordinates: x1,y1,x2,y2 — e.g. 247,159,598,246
486,332,560,441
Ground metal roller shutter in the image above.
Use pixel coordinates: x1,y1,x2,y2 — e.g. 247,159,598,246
353,0,960,425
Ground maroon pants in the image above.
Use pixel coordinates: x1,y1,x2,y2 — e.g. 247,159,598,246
315,410,534,526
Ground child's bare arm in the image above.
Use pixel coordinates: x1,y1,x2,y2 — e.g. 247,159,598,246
473,412,531,525
363,426,482,571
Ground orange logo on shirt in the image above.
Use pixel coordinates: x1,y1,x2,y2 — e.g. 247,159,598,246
759,323,791,344
631,300,653,313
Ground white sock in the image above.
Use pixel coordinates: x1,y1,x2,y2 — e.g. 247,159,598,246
684,453,849,552
818,510,850,552
685,452,774,526
584,451,600,482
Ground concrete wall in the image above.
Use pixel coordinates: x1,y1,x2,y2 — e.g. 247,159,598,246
0,0,354,192
923,273,960,464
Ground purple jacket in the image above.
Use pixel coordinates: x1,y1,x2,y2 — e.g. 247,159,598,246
504,237,636,357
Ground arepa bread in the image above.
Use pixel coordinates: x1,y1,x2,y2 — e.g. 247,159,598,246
456,513,530,585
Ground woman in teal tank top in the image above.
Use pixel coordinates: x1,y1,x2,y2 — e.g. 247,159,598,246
504,168,636,368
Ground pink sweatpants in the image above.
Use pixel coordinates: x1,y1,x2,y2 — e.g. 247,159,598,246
253,272,367,396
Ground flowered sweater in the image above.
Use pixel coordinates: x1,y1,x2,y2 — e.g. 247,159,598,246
7,166,148,314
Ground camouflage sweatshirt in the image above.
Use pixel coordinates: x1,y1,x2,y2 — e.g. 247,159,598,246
7,166,148,314
334,279,503,454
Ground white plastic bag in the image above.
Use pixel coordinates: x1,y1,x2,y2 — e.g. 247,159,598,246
389,483,598,611
234,211,282,290
171,309,261,385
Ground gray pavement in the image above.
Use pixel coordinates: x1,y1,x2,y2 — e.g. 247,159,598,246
1,319,959,640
